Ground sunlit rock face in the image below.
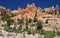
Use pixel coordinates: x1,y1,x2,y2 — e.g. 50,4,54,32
44,8,51,13
22,3,37,19
55,5,59,14
11,3,37,20
44,6,55,14
51,6,55,13
0,6,6,14
0,6,11,16
6,9,12,16
11,3,59,21
11,10,18,14
11,7,23,15
18,7,23,13
44,5,59,15
25,3,37,13
0,8,3,14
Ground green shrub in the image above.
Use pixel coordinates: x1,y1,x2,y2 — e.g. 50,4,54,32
25,17,29,25
34,11,38,22
29,18,32,23
18,19,24,25
36,20,42,30
46,19,48,24
56,31,60,36
2,24,8,29
44,31,55,38
26,28,31,34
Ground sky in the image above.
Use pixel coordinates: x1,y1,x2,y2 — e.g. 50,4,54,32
0,0,60,10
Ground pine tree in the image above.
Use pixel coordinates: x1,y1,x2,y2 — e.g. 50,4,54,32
25,17,29,25
34,11,38,22
29,18,32,23
36,20,42,30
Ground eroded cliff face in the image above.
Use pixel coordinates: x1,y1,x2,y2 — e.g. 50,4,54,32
10,3,59,21
11,3,37,20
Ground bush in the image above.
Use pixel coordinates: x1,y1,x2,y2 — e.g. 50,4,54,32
26,28,31,34
18,19,24,25
37,30,44,35
25,17,29,25
16,27,22,33
44,31,55,38
34,11,38,22
29,18,32,23
56,31,60,36
46,19,48,24
34,17,38,22
31,29,35,35
6,28,15,32
6,19,14,26
2,24,8,30
36,20,42,30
